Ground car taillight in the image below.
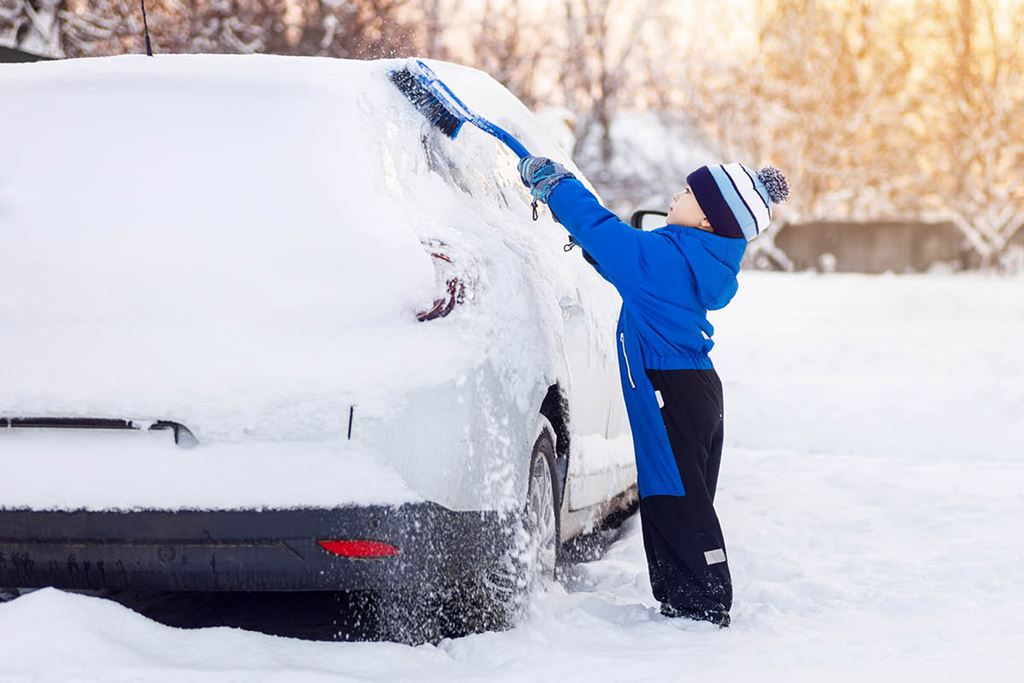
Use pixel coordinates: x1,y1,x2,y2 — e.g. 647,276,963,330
416,239,469,322
316,540,400,558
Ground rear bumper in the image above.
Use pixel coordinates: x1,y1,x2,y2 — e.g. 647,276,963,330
0,504,507,591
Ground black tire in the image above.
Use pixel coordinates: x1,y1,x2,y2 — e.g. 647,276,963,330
523,428,562,581
469,426,561,622
377,427,561,643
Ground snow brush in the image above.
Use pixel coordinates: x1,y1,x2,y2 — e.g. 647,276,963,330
389,59,531,160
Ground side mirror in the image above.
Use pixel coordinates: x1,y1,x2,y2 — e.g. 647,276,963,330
630,210,668,231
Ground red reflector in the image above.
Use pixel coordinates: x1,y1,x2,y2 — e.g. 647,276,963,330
317,540,400,558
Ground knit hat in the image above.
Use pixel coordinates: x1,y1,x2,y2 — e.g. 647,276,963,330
686,163,790,241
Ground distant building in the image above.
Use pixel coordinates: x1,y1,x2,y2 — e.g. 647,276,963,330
775,221,968,273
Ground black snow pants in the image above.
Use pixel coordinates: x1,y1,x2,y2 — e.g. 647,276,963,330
641,368,732,624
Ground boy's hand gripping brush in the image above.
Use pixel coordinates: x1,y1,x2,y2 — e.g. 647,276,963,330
389,59,544,219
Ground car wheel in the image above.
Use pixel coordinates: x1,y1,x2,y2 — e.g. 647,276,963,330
456,427,561,630
523,428,561,584
377,427,561,642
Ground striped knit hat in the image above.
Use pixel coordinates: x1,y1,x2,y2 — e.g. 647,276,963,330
687,163,790,241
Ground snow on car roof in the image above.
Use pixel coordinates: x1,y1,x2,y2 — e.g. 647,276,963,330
0,54,612,448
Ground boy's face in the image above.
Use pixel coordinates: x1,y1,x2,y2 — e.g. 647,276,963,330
667,186,713,232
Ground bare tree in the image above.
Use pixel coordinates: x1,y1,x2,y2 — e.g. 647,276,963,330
1,0,63,55
463,0,546,107
19,1,420,59
919,0,1024,266
682,0,923,222
58,0,152,57
666,0,1024,267
560,0,661,167
418,0,458,60
261,0,417,59
52,1,268,57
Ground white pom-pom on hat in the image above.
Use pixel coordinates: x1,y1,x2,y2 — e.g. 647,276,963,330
756,166,790,204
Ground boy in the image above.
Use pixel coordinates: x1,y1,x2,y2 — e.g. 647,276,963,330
519,156,789,627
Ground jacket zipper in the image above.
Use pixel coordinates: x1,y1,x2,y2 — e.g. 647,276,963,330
619,332,636,389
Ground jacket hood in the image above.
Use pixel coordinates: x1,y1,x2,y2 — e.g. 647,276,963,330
675,228,746,311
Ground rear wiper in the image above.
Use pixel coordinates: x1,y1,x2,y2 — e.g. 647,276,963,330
0,417,199,448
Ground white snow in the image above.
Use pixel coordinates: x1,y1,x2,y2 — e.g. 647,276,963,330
3,271,1023,680
713,272,1024,461
0,429,420,510
566,433,636,510
0,54,626,512
0,54,613,443
568,433,635,476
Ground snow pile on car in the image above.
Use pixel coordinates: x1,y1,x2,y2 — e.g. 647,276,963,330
0,54,622,510
0,55,615,440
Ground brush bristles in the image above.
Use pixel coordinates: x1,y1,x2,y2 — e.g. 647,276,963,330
389,68,463,139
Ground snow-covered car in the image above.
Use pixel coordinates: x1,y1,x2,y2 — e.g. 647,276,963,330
0,55,636,631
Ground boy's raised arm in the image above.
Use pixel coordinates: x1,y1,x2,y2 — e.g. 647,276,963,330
518,155,649,292
546,178,647,292
576,241,615,286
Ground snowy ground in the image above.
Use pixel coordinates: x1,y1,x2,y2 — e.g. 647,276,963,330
2,272,1023,682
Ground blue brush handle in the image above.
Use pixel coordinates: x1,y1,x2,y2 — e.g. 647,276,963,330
415,60,532,160
470,117,531,159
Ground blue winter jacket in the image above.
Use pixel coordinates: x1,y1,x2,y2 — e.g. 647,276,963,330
547,178,746,498
548,178,746,370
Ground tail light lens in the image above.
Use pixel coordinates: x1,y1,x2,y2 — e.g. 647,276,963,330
317,540,400,558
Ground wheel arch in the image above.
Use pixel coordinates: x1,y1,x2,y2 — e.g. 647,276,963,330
539,383,570,503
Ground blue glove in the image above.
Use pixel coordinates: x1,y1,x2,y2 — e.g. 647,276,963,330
517,156,575,204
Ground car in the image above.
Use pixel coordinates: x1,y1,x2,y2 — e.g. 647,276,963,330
0,54,638,637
